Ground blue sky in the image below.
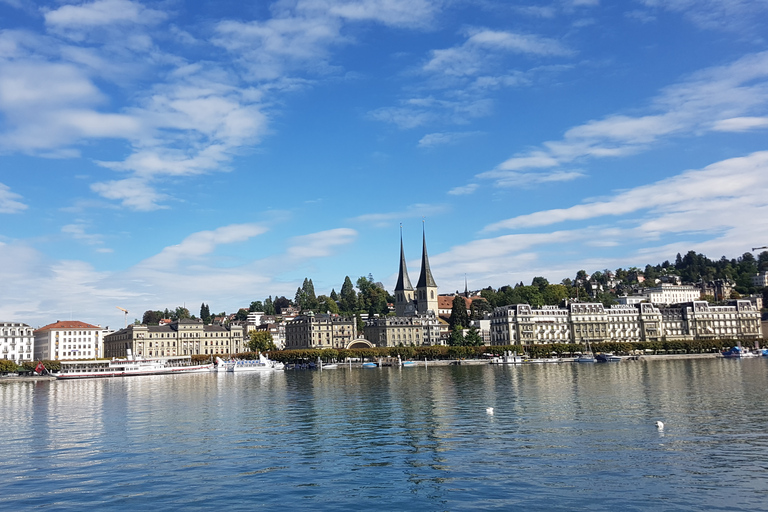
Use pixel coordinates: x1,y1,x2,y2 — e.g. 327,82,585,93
2,0,768,328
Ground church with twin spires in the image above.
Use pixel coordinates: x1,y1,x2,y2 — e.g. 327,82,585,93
394,226,438,317
364,226,442,347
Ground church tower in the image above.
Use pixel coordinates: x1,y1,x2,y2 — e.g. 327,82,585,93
394,226,415,316
416,223,438,315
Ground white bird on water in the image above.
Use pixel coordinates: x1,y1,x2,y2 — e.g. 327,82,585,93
655,421,664,430
486,407,494,415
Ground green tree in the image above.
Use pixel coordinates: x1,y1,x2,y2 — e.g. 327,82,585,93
531,276,549,292
317,295,340,315
236,308,249,322
248,331,277,352
449,295,469,330
200,303,211,324
0,359,18,373
470,298,492,319
249,301,263,312
448,325,465,346
172,306,191,321
264,296,275,315
464,325,483,346
339,276,358,313
142,310,164,325
274,296,291,314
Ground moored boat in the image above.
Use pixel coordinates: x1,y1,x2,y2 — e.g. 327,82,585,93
596,352,622,362
228,353,284,372
490,351,524,365
54,351,213,379
721,346,757,358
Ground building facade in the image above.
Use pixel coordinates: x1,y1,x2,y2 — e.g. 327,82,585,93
284,313,356,350
489,300,760,346
34,320,103,360
103,318,244,358
1,322,34,363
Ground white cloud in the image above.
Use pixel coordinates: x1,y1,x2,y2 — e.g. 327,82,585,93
90,178,169,211
61,223,105,246
351,203,450,227
484,150,768,231
286,228,357,259
418,131,480,148
637,0,768,32
141,223,269,269
0,183,27,213
448,184,479,196
424,28,573,78
711,116,768,132
482,51,768,185
44,0,167,31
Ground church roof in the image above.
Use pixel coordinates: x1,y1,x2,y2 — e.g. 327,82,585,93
394,230,413,292
416,229,437,289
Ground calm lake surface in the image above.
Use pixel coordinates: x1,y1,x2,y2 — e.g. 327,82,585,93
2,358,768,511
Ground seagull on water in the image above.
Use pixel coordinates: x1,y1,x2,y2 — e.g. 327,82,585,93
486,407,494,415
655,421,664,430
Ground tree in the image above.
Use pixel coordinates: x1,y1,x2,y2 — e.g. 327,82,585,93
142,310,163,325
531,276,549,292
464,326,483,346
448,325,465,346
449,295,469,330
249,301,263,312
172,306,191,321
470,298,492,319
248,331,277,352
317,295,340,315
200,303,211,324
236,308,249,322
339,276,357,313
274,296,291,314
264,296,275,315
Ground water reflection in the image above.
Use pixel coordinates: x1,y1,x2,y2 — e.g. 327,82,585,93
1,360,768,510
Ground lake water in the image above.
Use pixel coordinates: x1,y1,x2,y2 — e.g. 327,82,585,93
2,358,768,511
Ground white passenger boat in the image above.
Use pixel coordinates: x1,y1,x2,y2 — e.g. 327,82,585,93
54,351,213,379
227,353,284,372
490,351,524,364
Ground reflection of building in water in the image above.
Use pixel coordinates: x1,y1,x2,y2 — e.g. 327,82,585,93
490,300,761,346
35,320,103,360
103,318,244,358
1,322,34,363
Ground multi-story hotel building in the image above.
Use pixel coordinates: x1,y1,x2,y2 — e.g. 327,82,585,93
1,322,34,363
34,320,103,360
489,300,759,346
103,318,244,358
284,313,356,349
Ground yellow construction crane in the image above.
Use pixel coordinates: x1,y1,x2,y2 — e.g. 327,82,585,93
116,306,128,328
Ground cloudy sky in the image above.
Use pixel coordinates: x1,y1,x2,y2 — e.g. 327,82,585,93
2,0,768,328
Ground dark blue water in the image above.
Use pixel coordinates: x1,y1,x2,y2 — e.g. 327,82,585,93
2,358,768,511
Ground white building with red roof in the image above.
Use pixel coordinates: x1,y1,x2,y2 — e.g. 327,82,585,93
34,320,103,361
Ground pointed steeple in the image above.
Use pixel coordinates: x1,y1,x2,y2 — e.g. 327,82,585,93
416,223,436,288
394,225,413,292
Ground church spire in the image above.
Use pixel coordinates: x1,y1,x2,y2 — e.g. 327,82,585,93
394,224,413,292
416,221,436,288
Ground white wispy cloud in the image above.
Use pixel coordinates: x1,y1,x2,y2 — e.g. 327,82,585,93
711,116,768,132
43,0,167,32
480,51,768,186
286,228,358,259
484,150,768,231
418,131,481,148
351,203,450,227
637,0,768,33
447,184,479,196
0,183,27,213
140,223,269,269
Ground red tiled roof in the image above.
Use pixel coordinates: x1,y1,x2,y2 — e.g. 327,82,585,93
35,320,101,333
437,295,472,309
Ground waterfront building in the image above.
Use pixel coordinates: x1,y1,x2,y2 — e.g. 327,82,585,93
618,283,700,306
284,313,356,350
489,299,757,347
103,318,244,358
252,322,286,349
34,320,102,360
1,322,34,363
682,300,761,341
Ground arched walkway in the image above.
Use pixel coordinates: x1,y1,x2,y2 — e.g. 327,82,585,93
346,338,373,349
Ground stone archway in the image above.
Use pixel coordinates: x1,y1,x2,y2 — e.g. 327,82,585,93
346,338,373,349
